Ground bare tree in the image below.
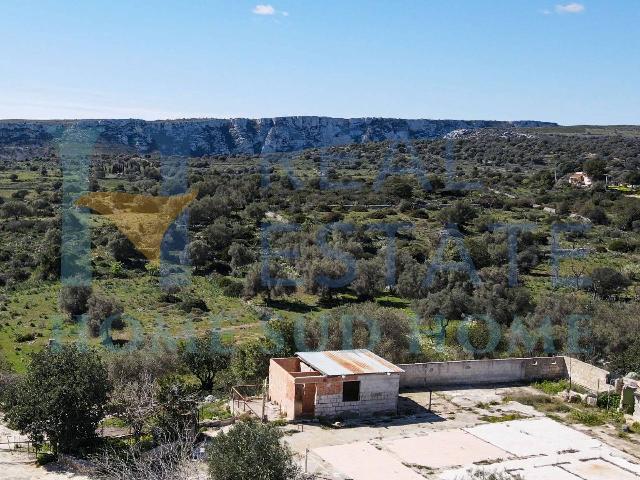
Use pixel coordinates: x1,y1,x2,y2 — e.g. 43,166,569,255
109,370,157,440
93,424,204,480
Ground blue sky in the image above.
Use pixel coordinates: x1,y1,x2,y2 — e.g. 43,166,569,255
0,1,638,124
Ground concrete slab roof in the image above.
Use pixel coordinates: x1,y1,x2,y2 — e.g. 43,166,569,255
295,349,404,376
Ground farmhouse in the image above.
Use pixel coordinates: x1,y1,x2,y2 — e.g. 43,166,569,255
568,171,593,187
268,349,403,420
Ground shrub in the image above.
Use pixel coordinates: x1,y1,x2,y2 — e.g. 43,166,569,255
14,332,37,343
608,239,634,252
178,296,209,313
58,284,93,318
87,293,124,337
532,379,570,395
597,392,621,410
220,277,243,297
1,200,31,220
207,419,300,480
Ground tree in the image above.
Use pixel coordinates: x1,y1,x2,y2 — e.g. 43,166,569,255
190,195,229,226
203,220,234,253
301,257,348,304
351,258,385,299
229,242,255,273
109,370,157,441
179,333,231,391
230,338,275,384
609,341,640,377
108,232,141,264
3,345,110,455
87,293,124,337
37,228,62,280
187,239,210,272
1,200,30,220
152,377,198,442
94,421,198,480
397,258,428,299
591,267,631,299
243,262,296,302
618,199,640,231
58,283,93,318
207,419,300,480
437,200,477,228
583,157,607,181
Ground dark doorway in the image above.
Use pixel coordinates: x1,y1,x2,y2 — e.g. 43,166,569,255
302,384,316,416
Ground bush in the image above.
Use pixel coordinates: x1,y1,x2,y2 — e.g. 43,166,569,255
177,296,209,313
608,239,634,252
207,419,300,480
58,284,93,318
569,409,606,426
597,392,621,410
87,293,124,337
532,379,570,395
14,332,37,343
219,277,243,297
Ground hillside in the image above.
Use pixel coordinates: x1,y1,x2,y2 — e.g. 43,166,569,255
0,117,556,156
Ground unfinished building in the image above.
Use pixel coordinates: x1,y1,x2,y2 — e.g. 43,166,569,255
268,349,404,420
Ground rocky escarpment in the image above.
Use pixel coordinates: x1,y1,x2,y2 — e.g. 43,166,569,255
0,117,556,156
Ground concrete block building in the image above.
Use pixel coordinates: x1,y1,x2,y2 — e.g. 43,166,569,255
268,349,404,420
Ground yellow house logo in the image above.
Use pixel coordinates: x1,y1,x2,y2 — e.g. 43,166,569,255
75,190,198,261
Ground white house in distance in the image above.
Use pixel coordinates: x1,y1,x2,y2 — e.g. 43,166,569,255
568,171,593,187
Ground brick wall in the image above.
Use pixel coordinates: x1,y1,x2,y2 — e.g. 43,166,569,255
268,358,297,419
314,374,400,418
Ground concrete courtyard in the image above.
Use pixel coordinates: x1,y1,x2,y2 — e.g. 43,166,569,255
284,386,640,479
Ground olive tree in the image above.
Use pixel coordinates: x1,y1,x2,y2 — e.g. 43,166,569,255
3,344,110,455
178,333,232,391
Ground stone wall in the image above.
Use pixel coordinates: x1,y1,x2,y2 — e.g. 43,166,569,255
314,374,400,418
562,356,610,393
398,357,567,389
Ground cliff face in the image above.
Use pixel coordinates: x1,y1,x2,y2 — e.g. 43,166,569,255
0,117,556,156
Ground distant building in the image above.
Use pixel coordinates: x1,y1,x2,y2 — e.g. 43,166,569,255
268,349,403,420
568,171,593,187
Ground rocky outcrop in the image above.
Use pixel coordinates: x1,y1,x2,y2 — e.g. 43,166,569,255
0,117,556,156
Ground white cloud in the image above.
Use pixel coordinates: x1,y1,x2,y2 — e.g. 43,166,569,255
541,9,552,15
253,4,276,15
282,11,289,17
555,3,585,14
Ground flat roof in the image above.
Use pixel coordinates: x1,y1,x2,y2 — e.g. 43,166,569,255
296,349,404,376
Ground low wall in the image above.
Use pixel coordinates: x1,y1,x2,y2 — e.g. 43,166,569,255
398,357,567,389
563,356,610,393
